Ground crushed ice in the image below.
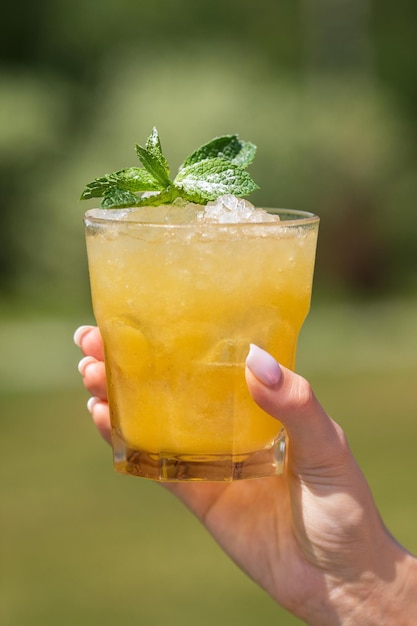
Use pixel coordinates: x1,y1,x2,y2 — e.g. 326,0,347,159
196,195,279,224
87,195,279,225
87,208,134,220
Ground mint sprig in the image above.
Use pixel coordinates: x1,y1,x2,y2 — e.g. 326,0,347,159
80,128,259,208
175,158,258,203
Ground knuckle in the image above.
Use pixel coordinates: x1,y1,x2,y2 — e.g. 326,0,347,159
289,376,315,413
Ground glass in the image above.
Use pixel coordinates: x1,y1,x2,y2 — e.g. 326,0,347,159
84,206,319,481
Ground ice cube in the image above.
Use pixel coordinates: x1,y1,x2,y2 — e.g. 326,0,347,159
221,194,254,212
87,208,135,221
124,203,200,224
202,338,249,366
195,195,279,224
247,209,278,223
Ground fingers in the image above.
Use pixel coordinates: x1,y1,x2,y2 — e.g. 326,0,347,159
75,324,111,445
74,325,107,399
87,397,112,445
74,325,105,361
245,344,347,470
78,356,108,399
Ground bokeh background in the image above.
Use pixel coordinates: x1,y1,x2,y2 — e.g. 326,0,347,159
1,2,417,624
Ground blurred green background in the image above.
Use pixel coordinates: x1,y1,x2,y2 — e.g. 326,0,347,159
1,1,417,624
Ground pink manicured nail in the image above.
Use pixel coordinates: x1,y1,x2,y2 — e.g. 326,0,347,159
246,344,282,386
73,325,93,347
78,356,96,376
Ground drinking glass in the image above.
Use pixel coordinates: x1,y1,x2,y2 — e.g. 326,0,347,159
84,206,319,481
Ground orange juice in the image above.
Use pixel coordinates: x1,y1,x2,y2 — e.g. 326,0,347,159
84,205,319,480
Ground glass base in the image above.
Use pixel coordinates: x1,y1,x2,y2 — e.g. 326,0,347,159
111,429,286,482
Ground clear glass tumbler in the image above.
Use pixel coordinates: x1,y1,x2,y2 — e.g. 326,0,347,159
84,206,319,481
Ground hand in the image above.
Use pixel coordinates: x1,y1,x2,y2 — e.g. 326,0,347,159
74,325,417,626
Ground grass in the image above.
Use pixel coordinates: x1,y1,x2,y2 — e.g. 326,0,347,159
1,299,417,625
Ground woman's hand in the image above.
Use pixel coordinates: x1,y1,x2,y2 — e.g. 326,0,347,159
74,325,417,626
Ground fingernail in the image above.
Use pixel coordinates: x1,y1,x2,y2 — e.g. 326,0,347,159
87,396,100,413
78,356,96,376
73,325,93,348
246,344,282,386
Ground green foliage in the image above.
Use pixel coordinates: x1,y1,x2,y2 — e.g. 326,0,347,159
81,129,258,208
80,168,162,199
175,157,259,203
134,128,172,188
181,134,256,168
1,2,417,305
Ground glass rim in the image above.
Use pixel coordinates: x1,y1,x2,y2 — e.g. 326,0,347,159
84,207,319,228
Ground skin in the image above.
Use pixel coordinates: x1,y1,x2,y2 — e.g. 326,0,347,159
76,325,417,625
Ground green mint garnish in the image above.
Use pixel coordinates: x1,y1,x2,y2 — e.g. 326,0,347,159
80,128,259,208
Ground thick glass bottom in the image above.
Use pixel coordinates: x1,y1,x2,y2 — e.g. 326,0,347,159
111,429,286,482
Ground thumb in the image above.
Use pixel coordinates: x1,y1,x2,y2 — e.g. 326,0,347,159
245,344,347,470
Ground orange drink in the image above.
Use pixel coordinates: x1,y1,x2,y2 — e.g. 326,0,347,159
84,204,319,480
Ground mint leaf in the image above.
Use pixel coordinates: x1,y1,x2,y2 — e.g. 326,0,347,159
145,127,171,176
181,135,256,169
102,188,181,209
230,141,257,167
135,128,172,188
81,173,120,200
80,167,162,200
174,158,259,203
115,167,163,191
101,188,139,209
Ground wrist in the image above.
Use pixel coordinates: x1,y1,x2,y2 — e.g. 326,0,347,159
294,533,417,626
328,539,417,626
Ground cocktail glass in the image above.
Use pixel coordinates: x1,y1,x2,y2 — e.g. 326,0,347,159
84,205,319,481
